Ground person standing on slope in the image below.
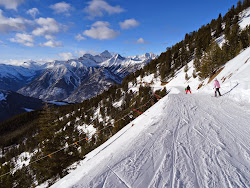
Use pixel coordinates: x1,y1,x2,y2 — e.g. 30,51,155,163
214,78,222,97
186,85,191,94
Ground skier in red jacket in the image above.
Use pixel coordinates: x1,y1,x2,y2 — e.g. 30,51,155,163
186,85,191,94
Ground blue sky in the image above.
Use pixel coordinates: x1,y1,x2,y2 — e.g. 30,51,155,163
0,0,240,62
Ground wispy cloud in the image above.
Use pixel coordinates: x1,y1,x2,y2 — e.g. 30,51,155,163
0,0,24,10
39,40,63,48
0,40,6,46
50,2,72,16
125,37,150,44
58,52,74,60
0,9,32,33
26,8,39,18
10,33,34,47
75,50,98,56
83,21,119,40
119,19,139,30
136,38,149,44
75,34,86,41
84,0,124,19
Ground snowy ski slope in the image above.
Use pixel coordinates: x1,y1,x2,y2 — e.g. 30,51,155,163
50,44,250,188
51,90,250,188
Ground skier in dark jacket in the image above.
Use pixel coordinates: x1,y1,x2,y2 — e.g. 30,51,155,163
186,85,191,94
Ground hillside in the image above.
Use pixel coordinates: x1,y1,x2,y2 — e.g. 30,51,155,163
0,90,43,122
50,44,250,188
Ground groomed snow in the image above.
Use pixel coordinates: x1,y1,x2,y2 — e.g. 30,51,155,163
51,91,250,188
51,47,250,188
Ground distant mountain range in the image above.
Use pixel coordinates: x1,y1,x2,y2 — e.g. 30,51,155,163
0,51,157,103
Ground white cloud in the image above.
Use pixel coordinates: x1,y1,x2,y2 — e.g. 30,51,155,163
50,2,72,15
32,17,60,37
75,34,86,41
39,40,63,47
136,37,149,44
0,40,6,46
0,0,24,10
10,33,34,47
75,50,98,56
26,8,39,18
84,0,124,19
83,21,119,40
124,37,150,45
119,19,139,30
45,34,54,40
58,52,74,60
0,9,32,33
1,58,54,66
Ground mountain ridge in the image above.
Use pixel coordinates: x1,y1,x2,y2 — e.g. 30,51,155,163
15,51,157,102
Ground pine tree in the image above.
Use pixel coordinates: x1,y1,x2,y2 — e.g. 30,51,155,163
236,0,242,13
215,13,223,37
226,22,240,58
199,40,222,79
38,103,59,150
185,73,189,81
193,69,197,78
194,58,201,72
236,41,243,55
239,28,249,48
184,64,188,72
243,0,250,9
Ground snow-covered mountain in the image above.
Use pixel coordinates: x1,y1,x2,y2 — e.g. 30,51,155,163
50,44,250,188
100,52,156,77
17,51,157,102
0,63,42,91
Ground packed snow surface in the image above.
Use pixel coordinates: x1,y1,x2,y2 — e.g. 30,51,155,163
51,89,250,188
50,46,250,188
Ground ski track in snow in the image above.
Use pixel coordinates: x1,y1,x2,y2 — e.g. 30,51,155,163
52,93,250,188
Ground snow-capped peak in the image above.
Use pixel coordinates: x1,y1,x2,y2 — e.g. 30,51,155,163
100,50,112,59
130,52,157,61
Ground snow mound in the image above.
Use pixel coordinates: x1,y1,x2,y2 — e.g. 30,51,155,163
239,7,250,29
